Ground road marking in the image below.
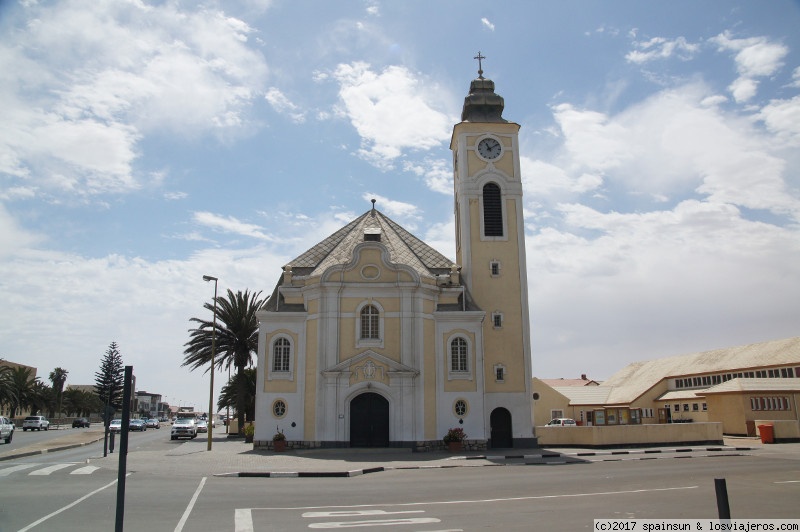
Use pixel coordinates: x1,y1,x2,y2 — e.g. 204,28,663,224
774,480,800,484
0,464,37,476
308,517,440,528
71,465,101,475
174,476,207,532
30,463,74,475
303,510,426,518
17,476,123,532
235,508,254,532
248,485,699,511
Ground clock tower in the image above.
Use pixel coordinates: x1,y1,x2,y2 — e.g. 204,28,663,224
450,56,534,446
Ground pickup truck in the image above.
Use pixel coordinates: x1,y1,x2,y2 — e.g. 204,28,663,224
0,416,14,443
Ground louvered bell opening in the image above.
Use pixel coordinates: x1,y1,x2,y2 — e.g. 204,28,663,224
483,183,503,236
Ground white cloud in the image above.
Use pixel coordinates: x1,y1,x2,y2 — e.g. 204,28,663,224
402,157,452,195
710,31,788,102
362,193,421,220
192,211,275,241
546,82,800,218
265,87,307,123
481,18,495,32
331,62,454,168
626,36,699,64
0,0,268,199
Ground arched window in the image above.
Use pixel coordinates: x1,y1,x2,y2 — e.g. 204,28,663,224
272,338,291,372
483,183,503,237
450,337,468,372
360,305,380,340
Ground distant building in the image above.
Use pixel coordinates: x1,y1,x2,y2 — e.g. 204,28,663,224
533,336,800,434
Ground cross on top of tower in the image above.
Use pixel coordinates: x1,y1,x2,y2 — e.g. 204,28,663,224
474,51,485,79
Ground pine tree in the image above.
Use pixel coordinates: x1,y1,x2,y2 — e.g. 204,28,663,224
94,341,124,416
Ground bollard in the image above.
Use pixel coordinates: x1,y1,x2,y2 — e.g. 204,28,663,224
714,478,731,520
109,431,115,453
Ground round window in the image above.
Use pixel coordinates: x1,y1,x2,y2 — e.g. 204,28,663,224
272,399,287,418
454,399,468,417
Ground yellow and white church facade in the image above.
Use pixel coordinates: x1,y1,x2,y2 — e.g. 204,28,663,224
254,67,535,450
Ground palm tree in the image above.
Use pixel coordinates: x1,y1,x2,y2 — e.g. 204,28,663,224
63,388,102,417
6,366,42,417
0,362,12,410
183,289,266,435
217,368,256,423
49,367,69,421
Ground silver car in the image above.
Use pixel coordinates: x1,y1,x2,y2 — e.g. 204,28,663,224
22,415,49,431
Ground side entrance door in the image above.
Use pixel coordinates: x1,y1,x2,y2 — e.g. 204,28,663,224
490,407,513,449
350,392,390,447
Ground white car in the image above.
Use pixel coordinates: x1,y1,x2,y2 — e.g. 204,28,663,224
170,418,197,440
544,418,577,427
109,419,123,433
0,416,14,443
22,415,50,431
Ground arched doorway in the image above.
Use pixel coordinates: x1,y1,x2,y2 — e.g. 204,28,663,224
349,392,390,447
490,407,513,449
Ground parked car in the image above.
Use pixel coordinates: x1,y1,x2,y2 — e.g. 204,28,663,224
22,415,50,431
196,419,208,433
0,416,14,444
170,418,197,440
146,418,160,429
544,418,577,427
129,419,147,431
72,417,90,428
109,419,123,433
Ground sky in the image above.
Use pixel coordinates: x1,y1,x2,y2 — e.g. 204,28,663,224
1,0,799,413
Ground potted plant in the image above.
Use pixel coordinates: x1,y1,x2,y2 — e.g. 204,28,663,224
272,428,286,452
244,423,255,443
443,427,466,452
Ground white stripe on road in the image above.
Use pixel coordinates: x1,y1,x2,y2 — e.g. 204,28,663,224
17,476,124,532
174,476,207,532
235,508,254,532
30,463,74,475
250,485,700,511
308,518,440,528
0,464,36,476
71,465,101,475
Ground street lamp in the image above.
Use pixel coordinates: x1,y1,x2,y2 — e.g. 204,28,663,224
203,274,218,451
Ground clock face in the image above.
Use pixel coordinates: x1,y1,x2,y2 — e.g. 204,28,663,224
477,137,502,160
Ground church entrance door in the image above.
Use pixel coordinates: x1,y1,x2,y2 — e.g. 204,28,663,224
490,407,513,449
349,392,390,447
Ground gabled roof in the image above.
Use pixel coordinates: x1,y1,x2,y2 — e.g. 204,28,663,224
288,208,453,278
551,385,613,406
263,208,479,313
540,377,600,387
601,336,800,404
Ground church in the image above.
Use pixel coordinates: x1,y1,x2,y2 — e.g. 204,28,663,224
254,62,535,450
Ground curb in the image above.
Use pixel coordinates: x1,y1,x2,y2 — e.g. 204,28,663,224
0,435,105,462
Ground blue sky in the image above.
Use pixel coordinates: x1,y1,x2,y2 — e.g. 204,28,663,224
1,1,799,413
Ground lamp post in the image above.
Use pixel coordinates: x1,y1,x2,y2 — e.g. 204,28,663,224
203,274,218,451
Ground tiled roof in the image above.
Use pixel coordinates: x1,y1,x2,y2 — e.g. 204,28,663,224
263,208,474,312
601,336,800,404
289,209,453,278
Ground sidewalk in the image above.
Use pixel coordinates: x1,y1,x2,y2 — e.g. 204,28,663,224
4,428,792,478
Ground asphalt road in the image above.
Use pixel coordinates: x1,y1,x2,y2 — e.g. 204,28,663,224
0,435,798,531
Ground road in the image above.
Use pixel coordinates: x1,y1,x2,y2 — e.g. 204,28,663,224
0,434,797,531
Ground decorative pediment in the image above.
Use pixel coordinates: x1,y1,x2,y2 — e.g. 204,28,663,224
322,350,419,381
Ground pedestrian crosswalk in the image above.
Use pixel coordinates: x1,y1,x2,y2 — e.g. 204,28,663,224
0,462,104,477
